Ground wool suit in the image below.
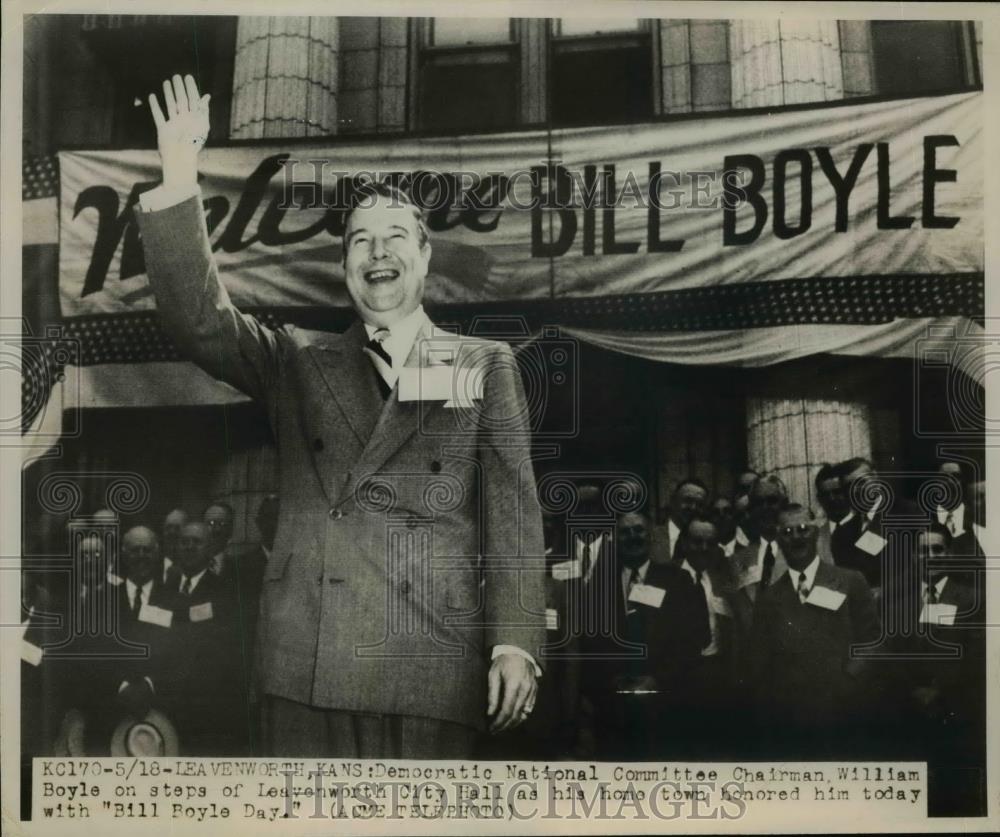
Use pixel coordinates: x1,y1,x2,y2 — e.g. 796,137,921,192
749,561,879,758
135,196,546,739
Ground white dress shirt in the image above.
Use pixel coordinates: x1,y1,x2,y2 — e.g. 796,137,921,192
936,503,965,536
363,305,429,389
681,560,719,655
125,578,153,611
620,560,650,612
972,523,987,553
575,533,606,580
921,575,949,603
178,568,208,596
667,519,681,559
787,555,821,602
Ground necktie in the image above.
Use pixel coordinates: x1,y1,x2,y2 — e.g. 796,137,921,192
131,587,143,618
365,328,393,400
760,542,775,588
925,584,939,605
945,510,956,536
796,573,810,604
179,576,191,596
627,566,641,593
693,568,711,648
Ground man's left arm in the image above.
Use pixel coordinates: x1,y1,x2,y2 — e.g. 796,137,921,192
477,342,547,732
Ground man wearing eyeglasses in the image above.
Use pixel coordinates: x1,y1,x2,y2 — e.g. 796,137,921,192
749,503,879,759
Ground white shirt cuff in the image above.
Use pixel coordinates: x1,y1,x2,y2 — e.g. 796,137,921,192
492,644,541,677
138,183,201,213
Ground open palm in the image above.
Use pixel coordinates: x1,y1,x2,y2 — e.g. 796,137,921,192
148,74,210,190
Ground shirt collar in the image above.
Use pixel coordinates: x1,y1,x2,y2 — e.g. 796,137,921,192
680,559,711,588
921,575,949,597
789,555,821,592
668,519,680,555
363,305,428,369
756,538,780,565
182,568,208,592
623,560,650,585
125,578,152,598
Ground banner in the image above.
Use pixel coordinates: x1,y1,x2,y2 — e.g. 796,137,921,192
59,92,983,329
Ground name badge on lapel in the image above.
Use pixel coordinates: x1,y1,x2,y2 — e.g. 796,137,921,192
552,559,582,581
920,603,957,626
397,366,484,407
805,586,846,611
139,603,173,628
855,529,887,556
21,640,43,667
189,602,214,623
628,584,666,608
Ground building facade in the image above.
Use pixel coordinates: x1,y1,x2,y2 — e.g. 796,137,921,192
22,15,984,534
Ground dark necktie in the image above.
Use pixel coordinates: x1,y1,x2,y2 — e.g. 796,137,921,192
179,576,191,597
693,568,711,648
796,573,810,603
131,587,143,619
365,328,393,400
925,584,940,605
760,542,776,588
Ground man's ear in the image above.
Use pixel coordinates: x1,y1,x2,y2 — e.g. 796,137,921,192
420,240,432,267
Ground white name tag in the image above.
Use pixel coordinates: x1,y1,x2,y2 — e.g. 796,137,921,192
920,603,957,626
551,560,582,581
855,529,887,556
189,602,214,623
805,585,846,611
397,366,484,405
139,603,173,628
545,608,559,631
628,584,666,609
21,640,43,667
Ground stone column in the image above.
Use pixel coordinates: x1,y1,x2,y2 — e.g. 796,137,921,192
746,398,873,509
730,21,876,505
729,19,843,108
229,16,339,140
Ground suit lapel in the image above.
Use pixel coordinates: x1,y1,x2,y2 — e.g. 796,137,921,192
306,321,384,447
355,318,449,477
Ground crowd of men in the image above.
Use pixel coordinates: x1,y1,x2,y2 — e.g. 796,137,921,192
20,458,986,814
20,497,279,767
528,458,985,816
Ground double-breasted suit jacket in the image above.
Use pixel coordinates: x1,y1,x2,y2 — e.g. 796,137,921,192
136,196,547,733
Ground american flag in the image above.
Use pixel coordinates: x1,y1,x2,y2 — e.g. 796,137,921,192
22,155,66,435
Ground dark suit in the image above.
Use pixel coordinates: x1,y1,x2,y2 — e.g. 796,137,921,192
674,554,745,759
158,570,246,754
749,561,879,759
879,574,985,815
136,196,545,754
830,498,921,590
552,551,708,758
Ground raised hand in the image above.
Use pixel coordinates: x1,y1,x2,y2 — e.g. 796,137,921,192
148,74,211,192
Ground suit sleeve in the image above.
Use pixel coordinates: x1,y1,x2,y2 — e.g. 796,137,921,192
134,195,285,404
477,342,547,662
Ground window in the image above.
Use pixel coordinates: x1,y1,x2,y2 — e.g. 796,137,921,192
416,17,518,133
870,21,971,95
549,18,652,127
80,15,236,148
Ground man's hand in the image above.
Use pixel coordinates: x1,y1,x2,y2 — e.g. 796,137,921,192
487,653,537,734
148,74,210,192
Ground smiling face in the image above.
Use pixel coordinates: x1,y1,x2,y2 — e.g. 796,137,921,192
343,194,431,328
